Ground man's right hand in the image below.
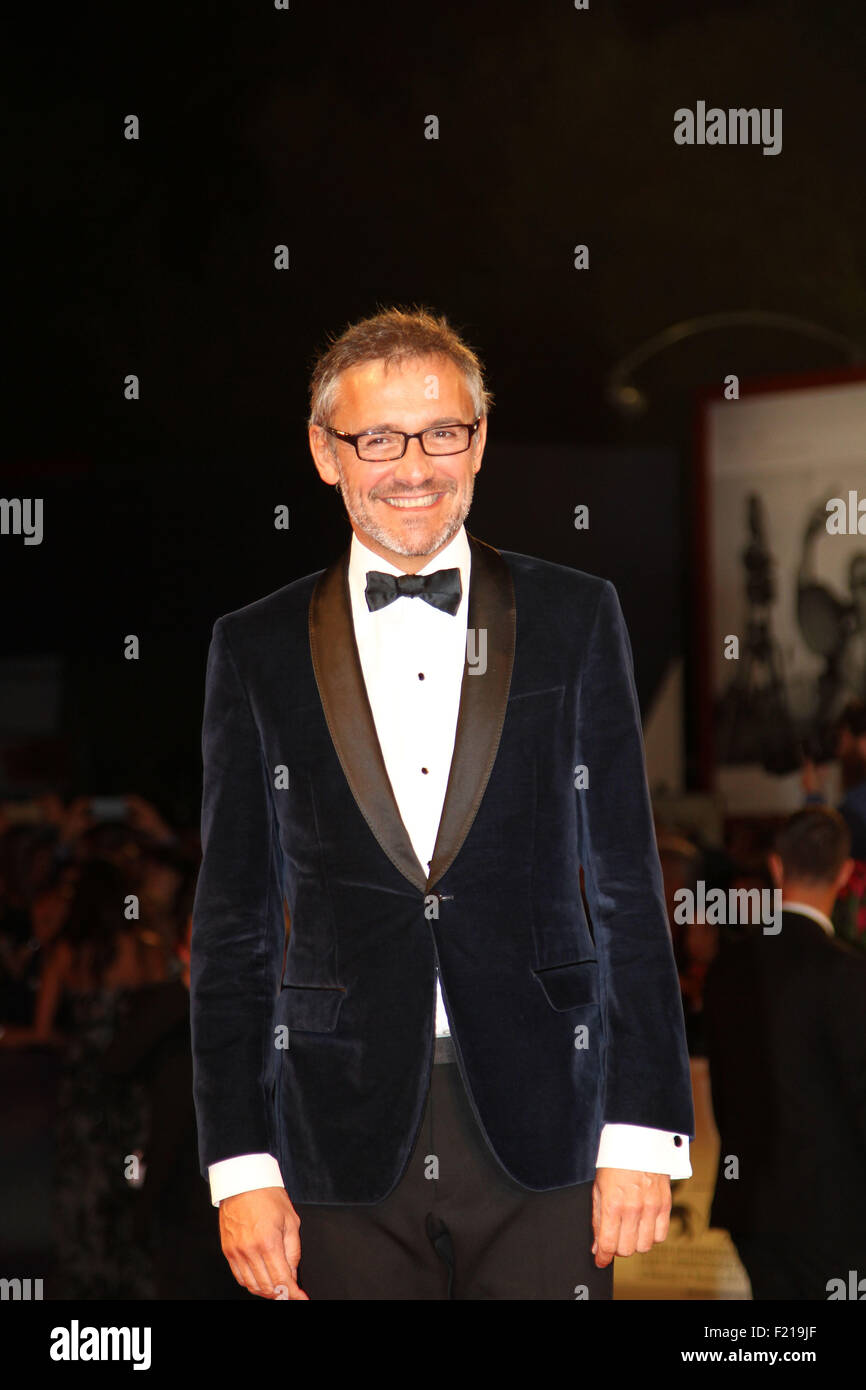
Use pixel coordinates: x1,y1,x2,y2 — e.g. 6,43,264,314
219,1187,309,1300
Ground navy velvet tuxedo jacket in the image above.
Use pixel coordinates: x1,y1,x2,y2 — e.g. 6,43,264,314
190,531,694,1203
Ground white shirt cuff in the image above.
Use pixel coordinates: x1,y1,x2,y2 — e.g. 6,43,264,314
208,1152,286,1207
595,1123,692,1179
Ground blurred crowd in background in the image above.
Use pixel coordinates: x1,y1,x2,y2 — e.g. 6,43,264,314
1,699,864,1299
0,793,245,1299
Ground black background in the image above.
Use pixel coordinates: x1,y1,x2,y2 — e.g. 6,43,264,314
5,0,864,822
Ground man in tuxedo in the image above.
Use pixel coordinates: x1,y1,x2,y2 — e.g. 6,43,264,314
191,306,694,1300
704,806,866,1299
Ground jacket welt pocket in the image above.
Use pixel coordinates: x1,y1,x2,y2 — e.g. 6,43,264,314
531,959,598,1011
279,983,346,1032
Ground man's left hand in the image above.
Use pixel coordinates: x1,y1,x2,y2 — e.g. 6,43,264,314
592,1168,671,1268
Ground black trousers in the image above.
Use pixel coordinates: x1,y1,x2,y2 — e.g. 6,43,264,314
294,1052,613,1300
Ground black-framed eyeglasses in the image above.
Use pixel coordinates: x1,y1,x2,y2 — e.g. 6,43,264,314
321,418,481,462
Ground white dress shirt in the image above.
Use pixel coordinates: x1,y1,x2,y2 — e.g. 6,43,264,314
208,525,691,1203
779,900,835,935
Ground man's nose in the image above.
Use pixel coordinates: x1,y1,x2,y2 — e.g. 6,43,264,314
391,437,435,482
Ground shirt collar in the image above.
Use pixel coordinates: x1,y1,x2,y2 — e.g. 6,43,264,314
348,525,471,612
780,900,835,936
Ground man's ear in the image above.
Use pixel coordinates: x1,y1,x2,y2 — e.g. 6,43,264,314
834,857,855,895
309,424,339,486
473,414,488,472
767,852,784,889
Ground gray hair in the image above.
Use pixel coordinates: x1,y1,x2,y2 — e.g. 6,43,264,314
308,305,494,445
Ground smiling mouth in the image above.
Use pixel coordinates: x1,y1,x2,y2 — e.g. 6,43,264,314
380,492,444,509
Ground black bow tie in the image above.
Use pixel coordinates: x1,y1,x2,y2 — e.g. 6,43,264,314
364,567,462,616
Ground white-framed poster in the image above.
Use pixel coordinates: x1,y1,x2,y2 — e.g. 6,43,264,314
697,369,866,813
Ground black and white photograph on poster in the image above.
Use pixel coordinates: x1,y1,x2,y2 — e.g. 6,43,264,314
707,375,866,812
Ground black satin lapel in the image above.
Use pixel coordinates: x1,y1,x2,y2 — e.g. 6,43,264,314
426,533,516,889
309,547,428,892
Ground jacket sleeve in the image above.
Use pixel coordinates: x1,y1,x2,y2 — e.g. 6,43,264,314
190,618,286,1177
574,580,694,1138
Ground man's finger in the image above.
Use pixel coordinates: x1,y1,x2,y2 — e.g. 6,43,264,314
591,1179,601,1240
653,1203,670,1245
246,1245,293,1299
635,1199,662,1253
279,1229,308,1300
593,1194,621,1267
262,1246,308,1300
237,1254,266,1297
614,1196,642,1258
225,1256,248,1292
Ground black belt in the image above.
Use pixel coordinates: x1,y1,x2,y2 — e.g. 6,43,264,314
433,1034,457,1065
